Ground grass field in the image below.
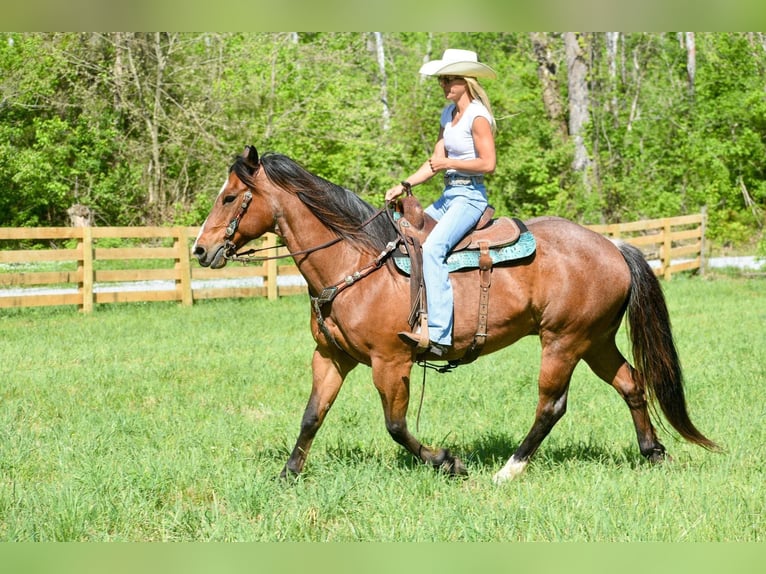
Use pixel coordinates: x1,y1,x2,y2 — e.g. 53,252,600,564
0,275,763,541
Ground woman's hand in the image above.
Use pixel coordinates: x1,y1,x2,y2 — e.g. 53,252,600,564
385,183,405,202
428,156,450,173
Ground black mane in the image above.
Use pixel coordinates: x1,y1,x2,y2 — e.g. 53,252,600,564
232,152,397,253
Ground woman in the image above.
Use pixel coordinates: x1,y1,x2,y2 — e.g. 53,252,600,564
386,48,497,357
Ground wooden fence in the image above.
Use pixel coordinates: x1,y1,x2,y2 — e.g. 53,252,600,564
0,211,706,312
586,209,707,280
0,227,304,312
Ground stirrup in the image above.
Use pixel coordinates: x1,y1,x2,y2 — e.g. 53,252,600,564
398,331,449,357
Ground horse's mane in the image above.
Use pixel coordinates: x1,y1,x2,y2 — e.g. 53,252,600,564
232,152,397,253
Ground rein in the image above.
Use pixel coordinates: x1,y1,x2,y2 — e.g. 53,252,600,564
225,234,345,264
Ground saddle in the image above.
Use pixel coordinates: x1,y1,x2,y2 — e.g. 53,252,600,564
393,194,534,365
396,194,522,252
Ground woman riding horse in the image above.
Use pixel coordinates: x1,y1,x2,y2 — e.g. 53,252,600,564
193,145,717,483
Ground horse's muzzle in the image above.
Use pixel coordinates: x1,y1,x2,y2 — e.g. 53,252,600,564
193,244,228,269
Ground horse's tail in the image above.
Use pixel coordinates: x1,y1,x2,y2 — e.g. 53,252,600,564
618,242,719,451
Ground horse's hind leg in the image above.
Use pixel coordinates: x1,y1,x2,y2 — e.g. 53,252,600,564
493,345,577,484
280,347,357,478
583,340,667,462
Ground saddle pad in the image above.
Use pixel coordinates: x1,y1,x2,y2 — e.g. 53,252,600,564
393,231,536,275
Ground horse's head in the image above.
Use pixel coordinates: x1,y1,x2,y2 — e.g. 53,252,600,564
193,145,275,268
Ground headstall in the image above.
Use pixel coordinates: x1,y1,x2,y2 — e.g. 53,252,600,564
222,161,260,258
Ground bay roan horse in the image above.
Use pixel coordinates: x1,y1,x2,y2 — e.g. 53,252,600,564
193,145,718,484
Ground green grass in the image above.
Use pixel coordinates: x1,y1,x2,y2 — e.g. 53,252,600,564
0,276,764,541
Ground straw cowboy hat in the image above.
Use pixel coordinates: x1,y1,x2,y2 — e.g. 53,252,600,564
418,48,497,79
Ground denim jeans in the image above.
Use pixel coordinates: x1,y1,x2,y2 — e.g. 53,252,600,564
422,182,488,346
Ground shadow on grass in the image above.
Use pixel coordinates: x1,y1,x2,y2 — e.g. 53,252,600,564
268,433,647,480
391,432,647,473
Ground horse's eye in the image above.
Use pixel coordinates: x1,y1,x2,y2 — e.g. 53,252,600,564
222,194,237,205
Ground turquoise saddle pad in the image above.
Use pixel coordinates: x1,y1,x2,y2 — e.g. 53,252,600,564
393,231,536,275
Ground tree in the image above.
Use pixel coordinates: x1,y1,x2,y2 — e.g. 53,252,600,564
564,33,592,181
685,32,696,96
373,32,391,132
0,32,763,253
530,32,567,137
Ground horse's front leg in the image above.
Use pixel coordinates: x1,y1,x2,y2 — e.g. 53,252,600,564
373,358,467,477
280,346,357,479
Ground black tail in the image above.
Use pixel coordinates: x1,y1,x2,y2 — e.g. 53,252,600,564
618,243,719,451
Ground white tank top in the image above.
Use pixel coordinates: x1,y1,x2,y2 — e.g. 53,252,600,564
440,101,493,176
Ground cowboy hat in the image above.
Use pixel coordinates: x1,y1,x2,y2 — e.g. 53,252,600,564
418,48,497,79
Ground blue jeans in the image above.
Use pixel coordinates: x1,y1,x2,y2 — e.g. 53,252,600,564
422,183,488,346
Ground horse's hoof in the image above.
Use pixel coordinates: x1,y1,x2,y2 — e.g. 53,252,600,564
493,456,528,484
435,449,469,477
279,466,301,482
645,446,671,464
448,456,468,477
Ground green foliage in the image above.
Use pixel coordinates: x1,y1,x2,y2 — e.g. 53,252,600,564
1,32,764,250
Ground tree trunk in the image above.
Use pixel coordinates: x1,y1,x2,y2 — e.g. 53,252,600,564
67,204,93,227
605,32,620,116
530,32,567,137
419,33,434,84
564,32,592,181
685,32,696,96
148,33,167,210
112,32,126,112
373,32,390,131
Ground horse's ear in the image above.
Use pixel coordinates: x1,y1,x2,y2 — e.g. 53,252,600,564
242,145,259,172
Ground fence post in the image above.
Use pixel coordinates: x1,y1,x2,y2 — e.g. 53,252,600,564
699,206,708,276
662,218,673,280
265,233,278,301
79,226,94,313
175,226,193,306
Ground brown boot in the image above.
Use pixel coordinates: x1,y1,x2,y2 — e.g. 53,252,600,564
398,332,449,357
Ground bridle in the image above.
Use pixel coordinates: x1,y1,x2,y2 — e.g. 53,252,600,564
223,189,254,259
221,159,370,264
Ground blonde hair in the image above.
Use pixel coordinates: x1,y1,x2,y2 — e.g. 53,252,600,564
464,77,497,134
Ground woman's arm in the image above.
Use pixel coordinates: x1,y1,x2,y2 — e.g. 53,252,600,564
385,130,446,201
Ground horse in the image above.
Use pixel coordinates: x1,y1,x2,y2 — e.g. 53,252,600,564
193,145,718,484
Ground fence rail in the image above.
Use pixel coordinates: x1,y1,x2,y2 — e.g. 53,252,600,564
0,211,706,312
0,227,304,312
586,209,706,280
